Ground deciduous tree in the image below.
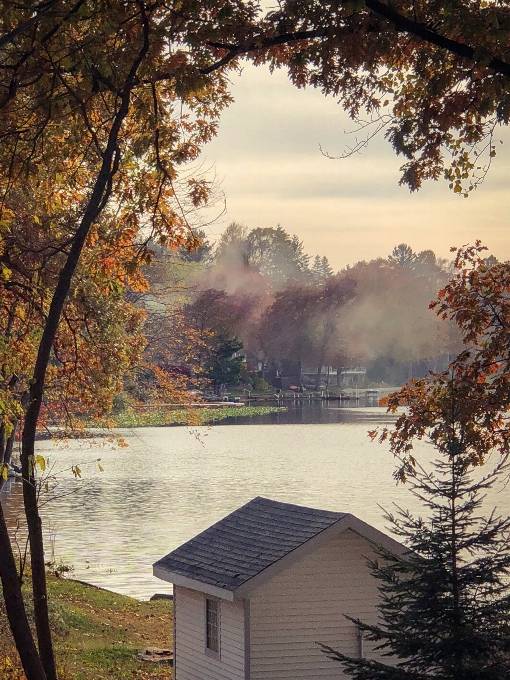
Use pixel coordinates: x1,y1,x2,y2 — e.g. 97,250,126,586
0,3,238,677
236,1,510,193
381,243,510,483
3,0,510,675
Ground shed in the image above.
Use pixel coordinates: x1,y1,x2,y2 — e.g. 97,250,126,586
153,496,406,680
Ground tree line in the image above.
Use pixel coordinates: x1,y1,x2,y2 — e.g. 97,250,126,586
140,225,465,394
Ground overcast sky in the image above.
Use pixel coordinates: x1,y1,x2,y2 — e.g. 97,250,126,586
200,63,510,272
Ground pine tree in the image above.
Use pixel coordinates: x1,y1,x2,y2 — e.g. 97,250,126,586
311,254,333,283
321,255,334,279
388,244,417,270
321,377,510,679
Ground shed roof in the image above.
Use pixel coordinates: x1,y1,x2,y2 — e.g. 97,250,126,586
154,496,408,600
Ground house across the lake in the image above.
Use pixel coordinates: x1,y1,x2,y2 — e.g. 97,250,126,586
153,496,406,680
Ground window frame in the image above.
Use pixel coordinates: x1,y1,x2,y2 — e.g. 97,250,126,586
205,596,221,659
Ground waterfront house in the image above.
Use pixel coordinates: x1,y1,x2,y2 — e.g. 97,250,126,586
153,496,406,680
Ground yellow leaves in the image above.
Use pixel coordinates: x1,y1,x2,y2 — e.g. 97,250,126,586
35,455,46,472
1,463,8,481
0,218,12,234
26,455,48,476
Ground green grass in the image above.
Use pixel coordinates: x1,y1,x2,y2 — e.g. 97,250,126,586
107,405,286,428
0,575,174,680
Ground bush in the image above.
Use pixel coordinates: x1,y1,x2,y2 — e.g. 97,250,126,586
250,375,270,391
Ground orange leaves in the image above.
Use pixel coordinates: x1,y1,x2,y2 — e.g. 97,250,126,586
0,174,154,430
383,242,510,481
187,178,211,207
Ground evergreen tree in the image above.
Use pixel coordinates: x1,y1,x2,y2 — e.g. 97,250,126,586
311,254,334,283
388,244,418,270
321,375,510,679
290,234,311,275
204,336,245,393
321,255,334,279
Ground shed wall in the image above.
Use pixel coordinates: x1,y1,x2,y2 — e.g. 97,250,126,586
249,529,386,680
174,585,245,680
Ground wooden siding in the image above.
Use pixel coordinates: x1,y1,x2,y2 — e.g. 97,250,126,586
249,529,387,680
174,585,245,680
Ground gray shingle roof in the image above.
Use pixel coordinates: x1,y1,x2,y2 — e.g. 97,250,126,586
153,496,346,591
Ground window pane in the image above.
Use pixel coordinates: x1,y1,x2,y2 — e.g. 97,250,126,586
206,599,219,652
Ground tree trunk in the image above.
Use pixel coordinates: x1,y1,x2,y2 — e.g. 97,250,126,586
0,501,47,680
0,424,16,492
15,36,150,680
20,448,56,680
0,423,5,463
4,425,15,465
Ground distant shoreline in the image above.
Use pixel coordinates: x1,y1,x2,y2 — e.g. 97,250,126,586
34,405,288,438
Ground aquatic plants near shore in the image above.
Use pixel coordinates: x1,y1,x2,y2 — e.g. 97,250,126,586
107,405,287,428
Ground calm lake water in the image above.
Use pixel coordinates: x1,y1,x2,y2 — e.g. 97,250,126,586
2,404,509,600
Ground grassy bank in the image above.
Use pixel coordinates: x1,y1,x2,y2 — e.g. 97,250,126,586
0,576,173,680
108,404,286,428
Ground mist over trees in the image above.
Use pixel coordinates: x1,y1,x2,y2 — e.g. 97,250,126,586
134,229,463,394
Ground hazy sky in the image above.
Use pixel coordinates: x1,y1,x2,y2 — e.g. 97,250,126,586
201,63,510,272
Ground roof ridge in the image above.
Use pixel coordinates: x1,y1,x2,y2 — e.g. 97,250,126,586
153,496,349,593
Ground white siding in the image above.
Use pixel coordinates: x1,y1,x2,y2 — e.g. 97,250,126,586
249,529,387,680
174,585,245,680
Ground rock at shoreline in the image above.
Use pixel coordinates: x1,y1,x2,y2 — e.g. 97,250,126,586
150,592,173,601
138,647,173,665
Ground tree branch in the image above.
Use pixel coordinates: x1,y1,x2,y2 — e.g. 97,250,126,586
0,0,61,50
364,0,510,78
203,1,510,79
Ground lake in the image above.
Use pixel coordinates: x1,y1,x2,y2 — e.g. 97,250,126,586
2,404,508,599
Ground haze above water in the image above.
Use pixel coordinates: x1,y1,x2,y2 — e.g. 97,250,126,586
2,407,509,600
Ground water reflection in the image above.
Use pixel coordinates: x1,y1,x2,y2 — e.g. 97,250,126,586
219,400,392,425
2,407,508,600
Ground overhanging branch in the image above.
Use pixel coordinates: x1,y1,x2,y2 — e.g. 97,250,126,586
203,1,510,79
365,0,510,78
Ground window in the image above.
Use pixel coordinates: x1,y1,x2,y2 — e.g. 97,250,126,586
206,598,219,654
